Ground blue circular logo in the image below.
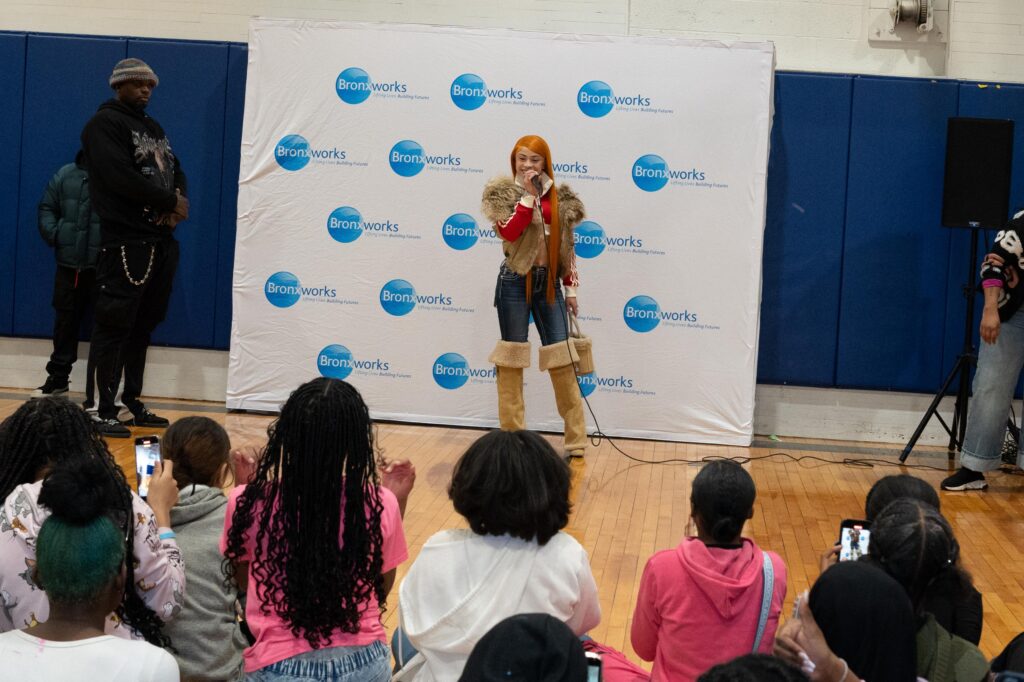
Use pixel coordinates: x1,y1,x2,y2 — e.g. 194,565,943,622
336,67,372,105
623,295,661,332
327,206,363,243
264,271,301,308
450,73,487,111
577,372,598,397
433,352,469,390
389,140,425,177
275,134,310,171
442,213,479,250
317,344,353,380
577,80,614,118
574,221,606,259
380,279,417,316
633,154,669,192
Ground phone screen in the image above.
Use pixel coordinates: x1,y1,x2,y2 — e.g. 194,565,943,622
585,652,602,682
134,436,161,499
839,523,871,562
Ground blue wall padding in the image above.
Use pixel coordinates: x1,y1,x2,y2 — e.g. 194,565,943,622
835,77,960,392
13,35,125,338
0,33,27,336
758,73,852,386
214,44,248,350
130,39,229,348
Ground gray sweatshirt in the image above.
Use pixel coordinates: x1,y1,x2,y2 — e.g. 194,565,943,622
165,485,246,681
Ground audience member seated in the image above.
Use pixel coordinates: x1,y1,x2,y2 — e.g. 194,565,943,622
161,416,246,680
630,459,787,680
864,499,989,682
458,613,589,682
396,429,601,681
0,397,184,645
221,377,408,681
862,475,982,644
775,561,918,682
0,458,179,681
697,654,808,681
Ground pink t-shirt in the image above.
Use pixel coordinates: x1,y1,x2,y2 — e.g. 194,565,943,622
220,484,407,673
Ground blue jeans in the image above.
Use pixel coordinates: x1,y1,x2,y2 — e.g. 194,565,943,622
246,641,390,682
961,308,1024,472
495,263,568,345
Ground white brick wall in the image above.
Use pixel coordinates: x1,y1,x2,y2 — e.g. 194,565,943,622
947,0,1024,81
0,0,1020,81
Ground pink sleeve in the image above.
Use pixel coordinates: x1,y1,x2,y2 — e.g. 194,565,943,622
378,487,408,573
131,493,185,621
630,557,661,662
0,498,49,629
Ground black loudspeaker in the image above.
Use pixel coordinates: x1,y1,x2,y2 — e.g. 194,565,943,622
942,117,1014,229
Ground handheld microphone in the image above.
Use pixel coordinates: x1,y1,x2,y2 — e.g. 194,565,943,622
532,175,544,195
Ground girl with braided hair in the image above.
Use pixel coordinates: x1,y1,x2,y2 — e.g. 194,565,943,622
0,457,179,680
220,377,408,681
0,397,184,646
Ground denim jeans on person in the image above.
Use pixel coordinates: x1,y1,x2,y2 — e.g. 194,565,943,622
245,641,390,682
495,263,569,344
961,308,1024,471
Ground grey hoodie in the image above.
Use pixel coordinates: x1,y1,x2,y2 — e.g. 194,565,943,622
165,485,245,681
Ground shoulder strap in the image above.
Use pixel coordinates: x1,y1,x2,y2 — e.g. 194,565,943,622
752,551,774,653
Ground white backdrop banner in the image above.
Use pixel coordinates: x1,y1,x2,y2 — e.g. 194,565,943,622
228,18,774,445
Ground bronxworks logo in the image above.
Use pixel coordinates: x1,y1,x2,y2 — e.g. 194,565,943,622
577,372,636,397
379,279,453,316
264,272,336,308
274,134,346,171
317,344,389,381
574,221,648,259
450,73,523,111
432,352,495,390
577,80,651,118
442,213,498,251
335,67,407,104
389,140,462,177
327,206,399,244
632,154,708,192
623,295,698,333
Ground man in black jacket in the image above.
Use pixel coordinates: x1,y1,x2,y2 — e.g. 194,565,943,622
81,58,189,438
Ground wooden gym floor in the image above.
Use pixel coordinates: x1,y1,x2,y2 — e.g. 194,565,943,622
2,390,1022,664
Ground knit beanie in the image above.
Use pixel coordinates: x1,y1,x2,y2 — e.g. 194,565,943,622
458,614,588,682
109,58,159,88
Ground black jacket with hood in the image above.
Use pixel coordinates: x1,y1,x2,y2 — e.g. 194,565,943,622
80,98,187,245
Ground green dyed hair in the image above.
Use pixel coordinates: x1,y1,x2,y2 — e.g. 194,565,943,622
36,514,125,605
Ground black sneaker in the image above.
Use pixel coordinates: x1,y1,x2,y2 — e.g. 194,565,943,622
941,467,988,491
96,418,131,438
30,377,69,398
123,408,169,428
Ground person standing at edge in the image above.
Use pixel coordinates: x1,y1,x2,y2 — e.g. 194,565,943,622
81,58,188,438
31,151,103,406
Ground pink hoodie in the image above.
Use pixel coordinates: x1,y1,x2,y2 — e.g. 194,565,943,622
630,537,787,681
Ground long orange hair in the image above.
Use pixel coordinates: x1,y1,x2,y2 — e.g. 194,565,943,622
510,135,560,303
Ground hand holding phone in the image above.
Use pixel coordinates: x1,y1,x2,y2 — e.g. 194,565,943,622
134,435,161,499
838,519,871,562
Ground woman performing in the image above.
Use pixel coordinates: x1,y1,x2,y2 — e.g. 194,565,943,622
481,135,588,457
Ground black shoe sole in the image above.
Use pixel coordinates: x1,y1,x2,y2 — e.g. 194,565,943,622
123,419,169,428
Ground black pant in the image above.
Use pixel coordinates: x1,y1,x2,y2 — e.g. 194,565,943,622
47,266,96,399
90,239,179,420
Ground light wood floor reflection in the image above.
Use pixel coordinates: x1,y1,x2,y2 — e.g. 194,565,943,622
2,391,1022,664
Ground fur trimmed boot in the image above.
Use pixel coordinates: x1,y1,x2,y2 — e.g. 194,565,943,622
489,340,531,431
539,342,587,456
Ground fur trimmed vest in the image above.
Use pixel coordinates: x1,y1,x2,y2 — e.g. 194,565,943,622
480,176,585,279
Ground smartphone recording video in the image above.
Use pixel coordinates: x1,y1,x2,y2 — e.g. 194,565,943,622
839,519,871,562
585,651,602,682
134,435,161,499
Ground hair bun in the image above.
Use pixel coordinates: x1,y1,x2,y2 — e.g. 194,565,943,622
38,457,120,525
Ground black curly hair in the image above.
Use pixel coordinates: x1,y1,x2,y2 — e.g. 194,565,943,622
223,378,385,648
698,654,809,682
0,398,169,646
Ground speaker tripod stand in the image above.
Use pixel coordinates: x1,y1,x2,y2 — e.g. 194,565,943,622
901,226,982,463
